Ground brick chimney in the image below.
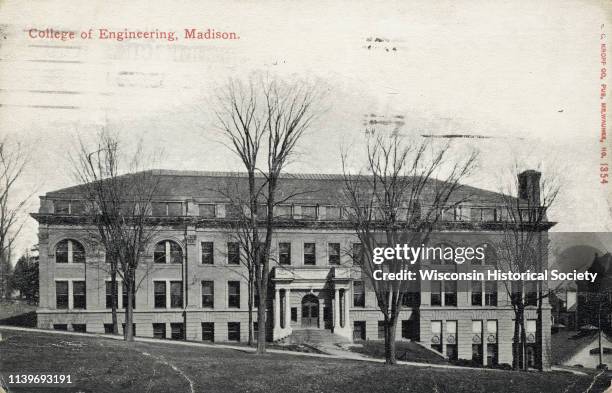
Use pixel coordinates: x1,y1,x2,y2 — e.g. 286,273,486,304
518,170,541,206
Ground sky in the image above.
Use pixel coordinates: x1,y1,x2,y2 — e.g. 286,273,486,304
0,0,610,262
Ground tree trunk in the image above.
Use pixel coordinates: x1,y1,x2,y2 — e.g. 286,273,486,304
256,278,267,353
247,275,253,346
384,316,398,364
512,311,520,370
110,270,119,335
124,274,134,342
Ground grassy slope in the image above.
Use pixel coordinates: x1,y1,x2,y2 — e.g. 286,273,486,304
349,340,448,364
0,329,610,393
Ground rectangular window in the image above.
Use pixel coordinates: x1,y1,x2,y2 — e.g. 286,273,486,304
154,242,166,264
353,321,366,341
485,281,497,306
446,321,457,358
53,324,68,331
73,281,86,309
326,206,341,220
227,242,240,265
444,281,457,307
54,200,71,214
430,281,442,306
228,322,240,341
170,281,183,308
154,281,166,308
105,281,114,309
291,307,298,322
122,282,135,310
377,321,385,339
202,322,214,342
201,242,214,264
56,240,69,263
328,243,340,265
471,281,483,306
401,320,419,340
301,205,317,219
303,243,316,265
256,204,268,220
201,281,214,308
104,324,113,334
228,281,240,308
72,324,86,333
153,323,166,339
170,323,184,340
352,243,363,265
353,281,365,307
402,291,420,307
279,242,291,265
198,204,216,218
525,281,538,306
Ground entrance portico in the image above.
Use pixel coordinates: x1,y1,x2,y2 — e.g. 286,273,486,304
272,267,353,341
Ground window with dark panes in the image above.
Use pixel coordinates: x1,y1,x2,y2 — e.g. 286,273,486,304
54,324,68,331
430,281,442,306
201,281,214,308
198,204,216,218
402,292,420,307
328,243,340,265
151,202,167,216
301,205,317,219
56,239,85,263
56,281,68,309
228,322,240,341
304,243,316,265
352,243,363,265
153,323,166,339
201,242,214,264
202,322,214,342
72,324,86,333
353,281,365,307
525,281,538,306
122,282,135,309
444,281,457,306
54,200,70,214
485,281,497,306
73,281,86,309
228,281,240,308
377,321,385,339
227,242,240,265
170,323,184,340
170,281,183,308
154,242,166,263
105,282,114,309
154,240,183,264
154,281,166,308
471,281,483,306
279,242,291,265
104,324,113,334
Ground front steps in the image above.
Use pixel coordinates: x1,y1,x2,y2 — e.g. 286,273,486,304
279,328,352,346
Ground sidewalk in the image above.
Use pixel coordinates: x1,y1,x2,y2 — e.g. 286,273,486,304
0,325,587,375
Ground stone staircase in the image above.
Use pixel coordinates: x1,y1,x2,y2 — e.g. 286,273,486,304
279,328,352,346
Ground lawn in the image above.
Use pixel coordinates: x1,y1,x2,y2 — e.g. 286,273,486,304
0,300,37,327
349,340,448,364
0,329,610,393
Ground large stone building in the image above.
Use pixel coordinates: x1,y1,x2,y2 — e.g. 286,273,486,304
32,170,553,368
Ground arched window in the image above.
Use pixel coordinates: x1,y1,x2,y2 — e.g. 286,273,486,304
154,240,183,264
56,239,85,263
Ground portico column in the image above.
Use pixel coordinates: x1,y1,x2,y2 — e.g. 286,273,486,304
344,288,350,329
274,288,281,330
284,288,291,328
333,288,340,331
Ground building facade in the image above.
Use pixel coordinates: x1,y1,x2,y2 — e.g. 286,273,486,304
33,170,553,368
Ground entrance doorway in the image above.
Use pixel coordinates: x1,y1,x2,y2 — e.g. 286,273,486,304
301,295,319,328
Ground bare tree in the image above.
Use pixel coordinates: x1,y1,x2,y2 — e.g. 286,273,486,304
0,138,31,299
495,165,559,370
214,74,319,353
341,134,478,364
71,130,160,341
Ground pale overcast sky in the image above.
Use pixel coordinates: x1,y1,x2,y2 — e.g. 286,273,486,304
0,0,610,260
